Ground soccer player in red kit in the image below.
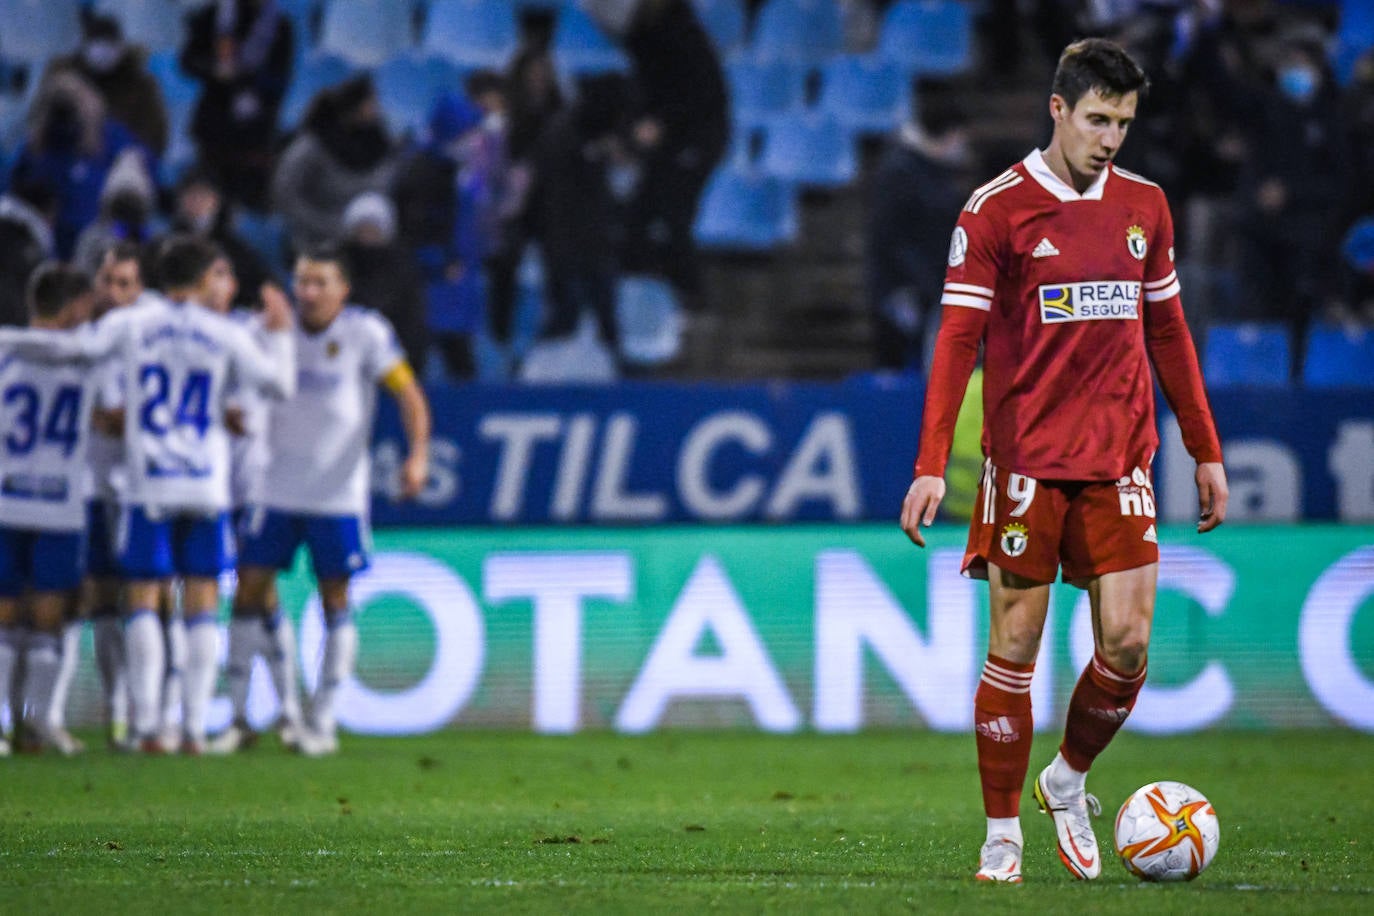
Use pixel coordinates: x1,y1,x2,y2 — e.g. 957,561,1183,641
900,39,1229,883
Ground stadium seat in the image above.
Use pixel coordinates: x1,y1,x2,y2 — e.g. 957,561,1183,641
728,57,805,129
552,5,629,73
1203,323,1292,388
816,54,910,135
617,275,685,366
1303,323,1374,388
750,0,843,63
0,0,82,64
876,0,974,76
758,112,857,188
693,166,798,250
277,52,355,130
93,0,185,54
277,0,321,49
232,210,290,283
374,54,463,139
318,0,415,68
421,0,518,71
1333,0,1374,85
691,0,748,57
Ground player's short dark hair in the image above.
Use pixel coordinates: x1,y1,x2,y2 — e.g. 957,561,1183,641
26,261,92,319
1051,38,1149,108
105,240,143,266
296,243,353,284
155,234,222,291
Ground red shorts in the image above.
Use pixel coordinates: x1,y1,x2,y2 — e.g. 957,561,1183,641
962,459,1160,586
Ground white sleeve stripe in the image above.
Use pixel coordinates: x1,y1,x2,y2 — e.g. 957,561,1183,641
944,282,996,296
941,294,993,310
1144,280,1181,301
1144,272,1178,289
965,174,1022,214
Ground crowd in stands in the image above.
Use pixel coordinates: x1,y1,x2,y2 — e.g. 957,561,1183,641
0,0,1371,385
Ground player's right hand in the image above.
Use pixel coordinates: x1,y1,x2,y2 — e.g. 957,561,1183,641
260,283,293,331
900,476,946,548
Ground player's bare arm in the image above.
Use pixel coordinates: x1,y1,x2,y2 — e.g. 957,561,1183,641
900,475,946,548
259,283,293,331
384,364,431,501
1195,462,1228,533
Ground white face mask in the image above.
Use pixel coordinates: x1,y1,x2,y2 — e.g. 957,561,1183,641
81,40,123,73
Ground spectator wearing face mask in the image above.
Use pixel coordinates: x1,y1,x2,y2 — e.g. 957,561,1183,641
181,0,294,211
42,10,169,159
7,71,146,257
72,153,161,274
1234,31,1352,340
272,75,399,253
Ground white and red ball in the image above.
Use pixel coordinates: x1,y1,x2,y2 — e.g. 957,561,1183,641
1113,781,1220,881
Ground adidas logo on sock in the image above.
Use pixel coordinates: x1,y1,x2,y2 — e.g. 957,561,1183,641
976,715,1021,743
1143,524,1157,543
1031,237,1060,258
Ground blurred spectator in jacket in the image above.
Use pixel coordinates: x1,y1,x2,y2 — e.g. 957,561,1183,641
1342,48,1374,223
73,152,160,274
583,0,729,309
165,166,272,308
393,92,489,381
529,73,634,350
42,9,169,159
865,76,974,373
181,0,294,211
1337,217,1374,328
341,192,429,376
1235,32,1350,338
7,71,145,257
273,75,399,253
0,179,59,327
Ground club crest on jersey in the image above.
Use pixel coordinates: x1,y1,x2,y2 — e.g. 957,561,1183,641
1000,522,1028,558
1126,225,1147,260
1038,281,1141,322
326,340,341,358
948,226,967,267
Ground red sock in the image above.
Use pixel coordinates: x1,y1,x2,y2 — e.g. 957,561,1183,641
974,654,1035,818
1060,651,1146,772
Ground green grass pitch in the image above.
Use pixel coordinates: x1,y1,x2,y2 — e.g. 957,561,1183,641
2,731,1371,913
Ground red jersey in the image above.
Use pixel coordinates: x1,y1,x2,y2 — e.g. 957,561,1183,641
916,150,1222,482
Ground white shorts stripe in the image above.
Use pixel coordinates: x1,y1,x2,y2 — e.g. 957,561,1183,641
941,293,993,310
981,459,995,525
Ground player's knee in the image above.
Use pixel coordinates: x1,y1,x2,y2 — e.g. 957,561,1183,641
1099,630,1149,675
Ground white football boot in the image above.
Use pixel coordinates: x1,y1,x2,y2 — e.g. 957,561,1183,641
975,837,1023,883
1034,764,1103,879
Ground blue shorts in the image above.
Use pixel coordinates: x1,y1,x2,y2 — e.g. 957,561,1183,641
238,508,370,581
118,505,234,579
86,501,121,579
0,526,85,596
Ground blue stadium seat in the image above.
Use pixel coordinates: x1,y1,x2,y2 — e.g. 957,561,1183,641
147,50,199,118
1303,324,1374,388
617,275,685,367
146,51,200,185
877,0,974,75
318,0,415,68
750,0,843,63
421,0,518,70
759,112,857,188
1203,323,1292,387
0,0,82,64
277,52,355,130
93,0,185,54
816,54,909,135
693,166,798,250
692,0,748,57
552,5,629,73
728,57,805,129
277,0,321,49
233,210,290,283
1334,0,1374,85
375,54,463,138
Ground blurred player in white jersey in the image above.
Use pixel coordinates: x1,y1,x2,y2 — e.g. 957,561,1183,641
105,235,296,754
232,245,430,756
0,264,99,755
205,258,307,753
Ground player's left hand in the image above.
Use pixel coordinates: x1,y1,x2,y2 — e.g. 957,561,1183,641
398,453,428,501
260,283,293,331
92,408,124,435
1195,461,1228,533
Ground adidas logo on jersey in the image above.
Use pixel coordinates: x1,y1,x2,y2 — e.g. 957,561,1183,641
1143,524,1158,544
976,715,1021,743
1031,237,1060,258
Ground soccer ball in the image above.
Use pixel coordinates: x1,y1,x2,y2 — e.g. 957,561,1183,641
1113,781,1220,881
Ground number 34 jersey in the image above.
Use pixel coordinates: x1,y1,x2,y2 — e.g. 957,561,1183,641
0,332,100,532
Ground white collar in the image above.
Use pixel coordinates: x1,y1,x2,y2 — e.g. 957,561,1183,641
1023,148,1110,201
